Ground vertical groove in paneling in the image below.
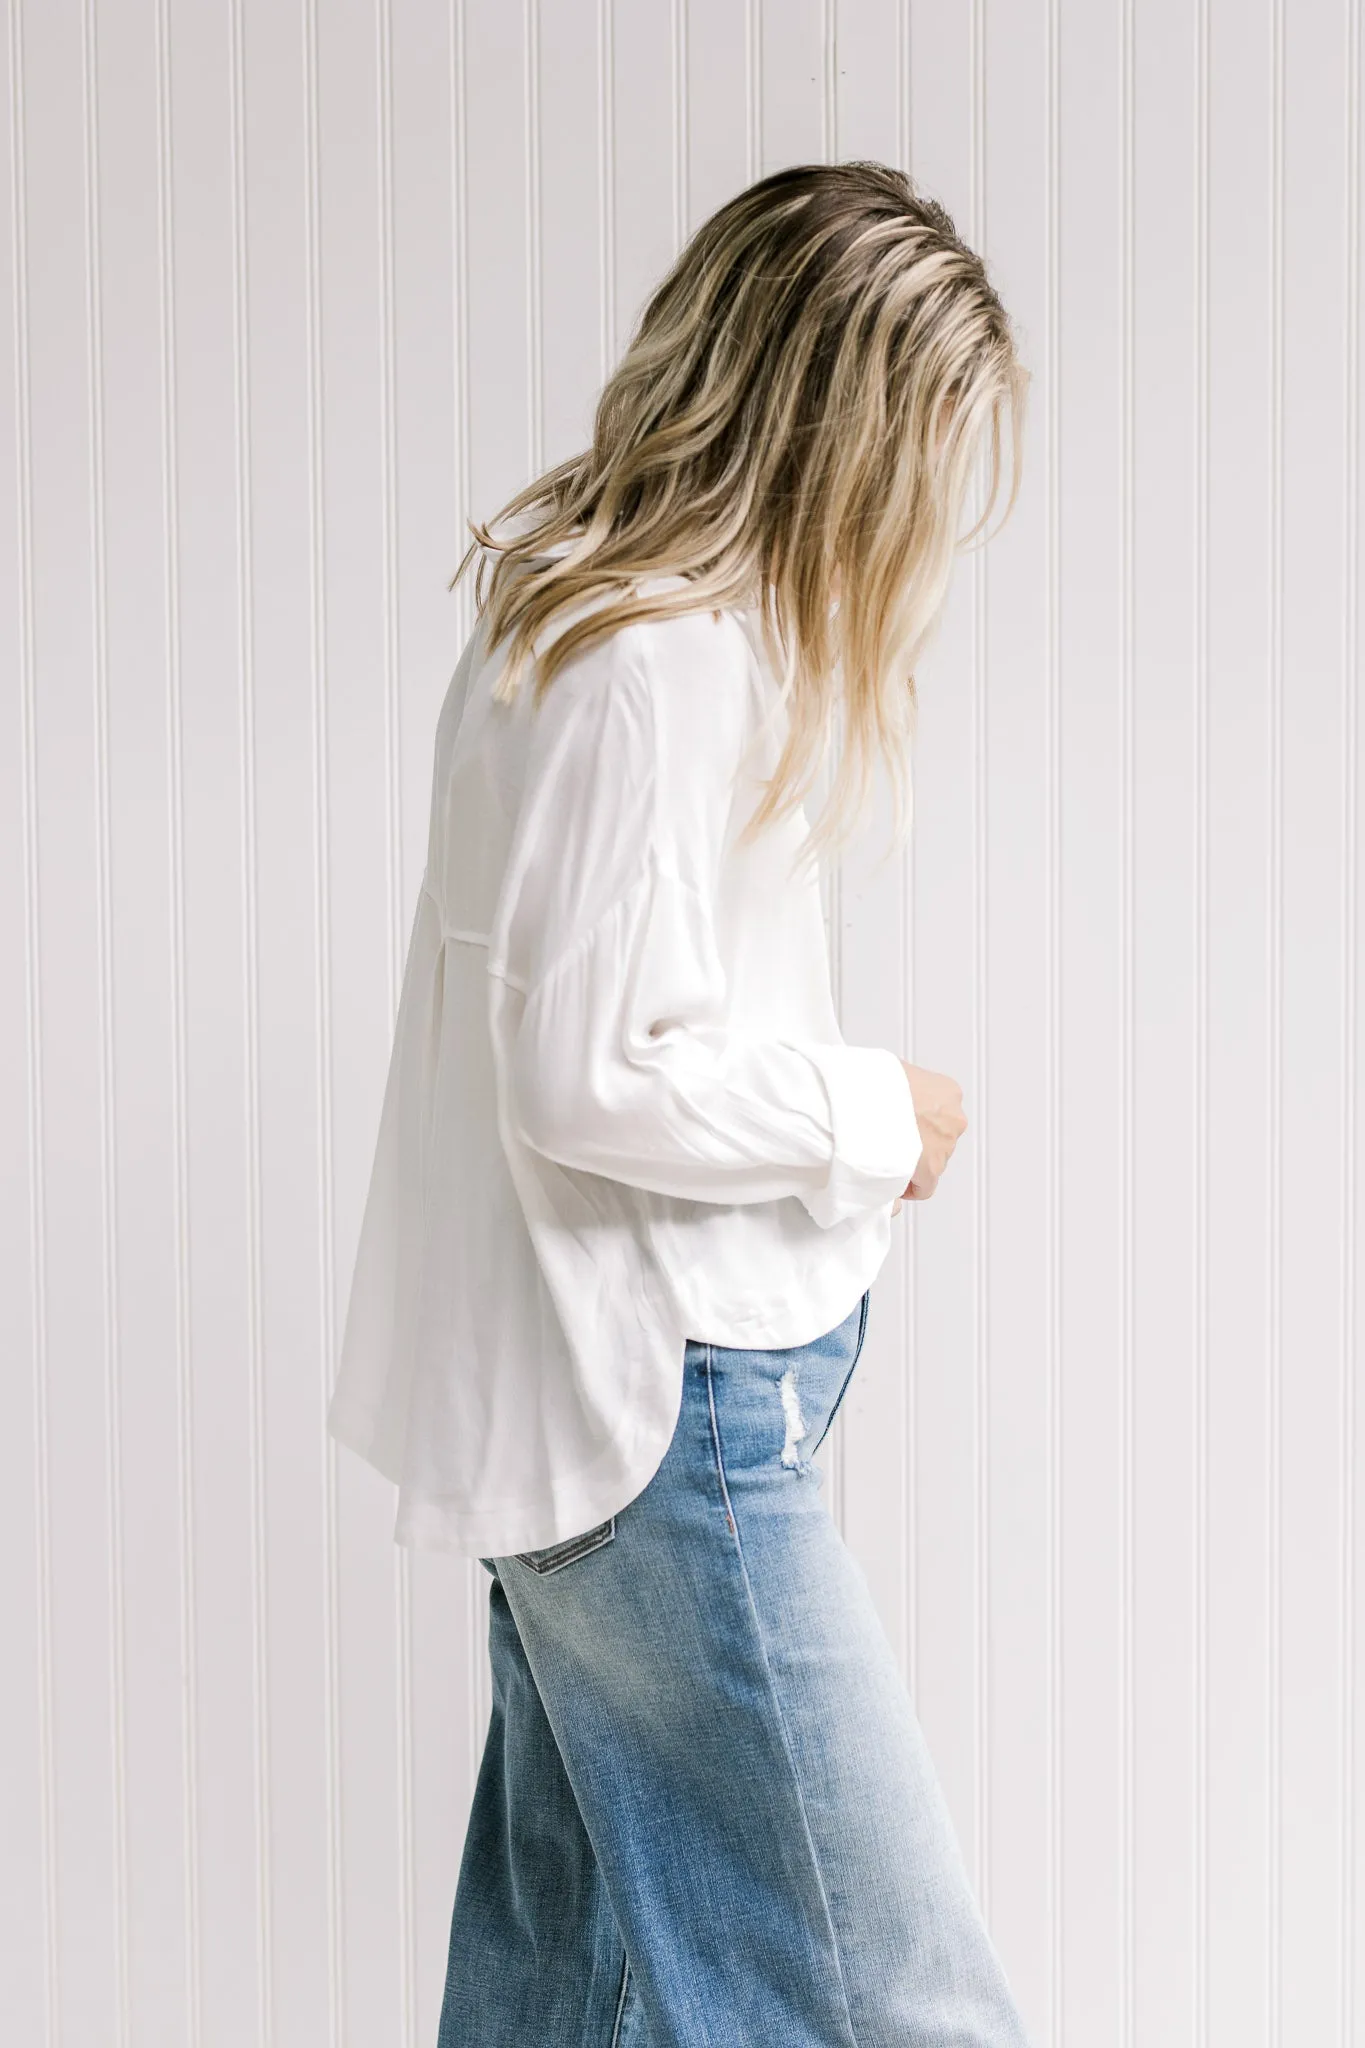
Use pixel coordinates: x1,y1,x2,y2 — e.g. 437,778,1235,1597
968,0,990,1910
301,0,345,2038
1193,2,1212,2044
79,0,129,2038
1268,2,1286,2042
226,0,275,2035
821,0,835,171
897,0,910,177
1043,0,1064,2031
672,0,688,242
451,0,489,1796
524,0,543,476
1118,0,1136,2039
372,0,416,2037
449,25,471,762
7,1,58,2039
745,0,760,183
1340,9,1361,2040
151,0,201,2032
596,0,616,374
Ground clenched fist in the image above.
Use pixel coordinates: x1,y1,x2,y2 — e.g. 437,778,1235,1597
892,1062,968,1211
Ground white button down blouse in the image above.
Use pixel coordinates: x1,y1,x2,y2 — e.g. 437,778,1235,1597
327,531,924,1557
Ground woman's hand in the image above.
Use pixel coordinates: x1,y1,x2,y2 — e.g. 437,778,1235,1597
890,1061,967,1213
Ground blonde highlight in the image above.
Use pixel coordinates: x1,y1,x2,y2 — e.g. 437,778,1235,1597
450,160,1028,861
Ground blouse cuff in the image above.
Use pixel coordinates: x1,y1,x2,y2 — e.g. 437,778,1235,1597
798,1042,924,1229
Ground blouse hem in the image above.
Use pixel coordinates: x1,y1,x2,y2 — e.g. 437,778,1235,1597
409,1373,685,1560
327,1335,689,1562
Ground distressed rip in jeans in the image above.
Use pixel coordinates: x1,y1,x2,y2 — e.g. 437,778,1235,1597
438,1288,1036,2048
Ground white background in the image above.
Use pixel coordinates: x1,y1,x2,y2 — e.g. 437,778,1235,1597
3,2,1362,2044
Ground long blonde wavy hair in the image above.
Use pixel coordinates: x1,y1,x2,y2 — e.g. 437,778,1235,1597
451,159,1027,858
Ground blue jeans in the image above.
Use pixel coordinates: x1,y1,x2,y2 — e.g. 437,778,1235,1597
439,1291,1033,2047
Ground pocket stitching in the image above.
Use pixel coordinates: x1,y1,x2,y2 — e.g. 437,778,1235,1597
514,1515,617,1576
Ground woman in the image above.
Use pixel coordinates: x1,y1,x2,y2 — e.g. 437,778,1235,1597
329,160,1033,2047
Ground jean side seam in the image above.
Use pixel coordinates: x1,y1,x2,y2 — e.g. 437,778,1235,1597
703,1348,739,1541
609,1952,631,2047
807,1290,871,1460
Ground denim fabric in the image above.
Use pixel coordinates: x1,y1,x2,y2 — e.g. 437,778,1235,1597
438,1291,1034,2048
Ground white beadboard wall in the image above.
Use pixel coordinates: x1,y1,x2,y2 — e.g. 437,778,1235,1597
2,2,1361,2045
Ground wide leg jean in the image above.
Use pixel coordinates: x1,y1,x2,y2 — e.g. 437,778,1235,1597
439,1291,1034,2048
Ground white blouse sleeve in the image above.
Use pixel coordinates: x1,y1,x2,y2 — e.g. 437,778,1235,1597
498,612,923,1228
